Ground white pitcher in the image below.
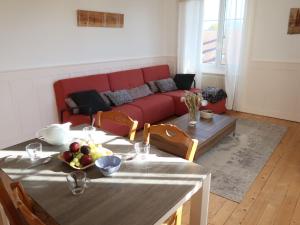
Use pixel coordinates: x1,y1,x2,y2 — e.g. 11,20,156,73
36,122,72,145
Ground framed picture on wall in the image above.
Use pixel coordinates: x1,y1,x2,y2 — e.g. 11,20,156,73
77,10,124,28
288,8,300,34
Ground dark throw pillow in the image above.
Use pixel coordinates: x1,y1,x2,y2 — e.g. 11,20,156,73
106,90,133,106
146,81,159,93
69,90,111,115
128,84,153,100
65,98,79,115
174,74,196,90
155,78,178,92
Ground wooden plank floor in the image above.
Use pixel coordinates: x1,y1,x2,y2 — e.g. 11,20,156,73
181,111,300,225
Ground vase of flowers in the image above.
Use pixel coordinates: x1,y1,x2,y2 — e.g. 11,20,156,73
181,91,207,127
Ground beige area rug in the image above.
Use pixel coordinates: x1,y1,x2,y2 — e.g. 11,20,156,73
196,119,287,202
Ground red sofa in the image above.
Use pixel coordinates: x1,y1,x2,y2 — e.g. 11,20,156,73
54,65,226,136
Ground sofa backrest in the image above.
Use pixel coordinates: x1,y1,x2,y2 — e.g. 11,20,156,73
53,74,110,113
108,69,145,91
53,64,171,117
142,65,171,82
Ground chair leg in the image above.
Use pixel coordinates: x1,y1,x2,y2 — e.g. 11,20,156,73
175,206,183,225
95,111,102,128
143,123,151,144
128,121,138,141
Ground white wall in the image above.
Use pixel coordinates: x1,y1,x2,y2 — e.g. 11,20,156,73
236,0,300,122
0,0,170,71
0,0,177,148
162,0,178,57
251,0,300,62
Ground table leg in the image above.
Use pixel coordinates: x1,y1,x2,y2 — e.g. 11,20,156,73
190,174,211,225
233,121,237,137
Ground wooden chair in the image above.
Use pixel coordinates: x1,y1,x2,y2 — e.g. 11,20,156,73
95,111,138,141
0,170,45,225
0,170,24,225
0,202,10,225
11,182,45,225
143,123,198,225
143,123,198,162
162,206,183,225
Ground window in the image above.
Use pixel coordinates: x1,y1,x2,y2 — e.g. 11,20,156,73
202,0,226,72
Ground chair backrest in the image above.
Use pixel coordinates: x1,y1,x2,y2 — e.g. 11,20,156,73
12,183,45,225
0,170,24,225
95,111,138,141
11,182,33,211
0,169,45,225
0,202,10,225
143,123,198,161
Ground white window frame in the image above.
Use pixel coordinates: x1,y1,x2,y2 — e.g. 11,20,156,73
202,0,226,75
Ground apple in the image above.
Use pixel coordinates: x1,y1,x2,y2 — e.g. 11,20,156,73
80,145,91,155
63,151,73,162
69,142,80,153
80,155,93,166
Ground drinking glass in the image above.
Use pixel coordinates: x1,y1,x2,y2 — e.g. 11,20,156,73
66,171,87,196
82,126,96,142
25,142,42,162
134,142,150,160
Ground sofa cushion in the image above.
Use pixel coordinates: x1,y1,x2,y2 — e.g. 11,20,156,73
54,74,110,116
106,90,133,106
108,69,145,91
101,104,144,136
142,65,171,82
129,94,175,123
62,104,144,136
128,84,153,100
70,90,111,115
98,91,113,106
62,112,91,126
146,81,159,93
162,88,200,116
155,78,178,93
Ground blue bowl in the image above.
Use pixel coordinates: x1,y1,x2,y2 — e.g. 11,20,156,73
95,156,121,176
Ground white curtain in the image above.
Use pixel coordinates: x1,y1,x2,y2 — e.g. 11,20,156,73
224,0,247,110
177,0,204,88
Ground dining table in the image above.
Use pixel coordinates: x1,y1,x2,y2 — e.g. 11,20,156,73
0,125,211,225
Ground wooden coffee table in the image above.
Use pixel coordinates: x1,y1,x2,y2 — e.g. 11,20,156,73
169,114,237,160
